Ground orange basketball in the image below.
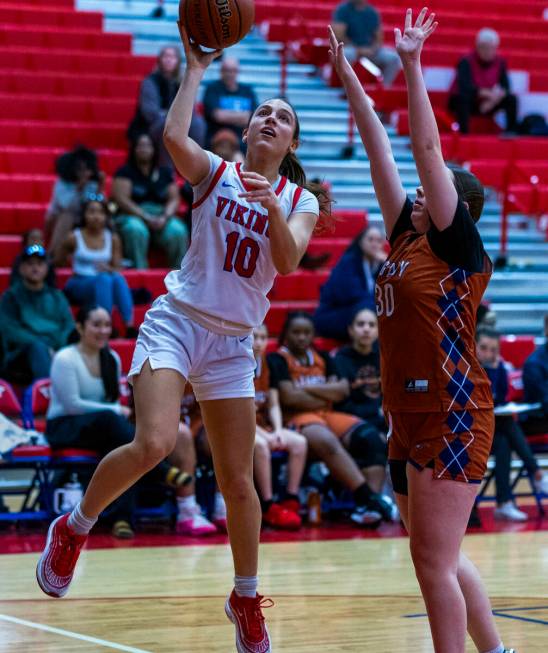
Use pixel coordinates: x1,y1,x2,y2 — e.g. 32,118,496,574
180,0,255,49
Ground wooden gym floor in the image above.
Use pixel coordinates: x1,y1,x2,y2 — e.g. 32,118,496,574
0,509,546,652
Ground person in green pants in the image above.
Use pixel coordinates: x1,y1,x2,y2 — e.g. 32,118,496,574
112,133,189,269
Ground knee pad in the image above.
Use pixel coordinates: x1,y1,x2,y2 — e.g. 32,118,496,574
348,423,388,468
389,459,408,496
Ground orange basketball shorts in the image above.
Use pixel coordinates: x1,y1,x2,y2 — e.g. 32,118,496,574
288,410,360,439
387,409,494,484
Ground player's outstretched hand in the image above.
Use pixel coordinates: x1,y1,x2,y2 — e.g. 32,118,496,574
394,7,437,65
327,25,354,82
178,21,222,71
239,171,280,212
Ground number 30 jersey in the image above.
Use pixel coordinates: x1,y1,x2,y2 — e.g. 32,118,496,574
376,200,493,413
165,152,319,335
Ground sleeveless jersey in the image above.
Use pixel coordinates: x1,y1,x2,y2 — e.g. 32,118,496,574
376,229,494,413
277,347,332,417
254,354,270,428
165,152,319,335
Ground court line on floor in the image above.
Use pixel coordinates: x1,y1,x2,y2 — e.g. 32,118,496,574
0,614,153,652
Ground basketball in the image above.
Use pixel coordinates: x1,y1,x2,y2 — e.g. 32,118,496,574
180,0,255,49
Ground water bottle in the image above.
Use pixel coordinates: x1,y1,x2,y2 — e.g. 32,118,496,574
53,473,83,514
307,489,322,526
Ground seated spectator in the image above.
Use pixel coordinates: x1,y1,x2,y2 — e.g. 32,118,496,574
46,305,194,538
203,57,258,147
334,308,384,431
57,195,137,338
210,128,244,163
332,0,401,87
477,302,497,330
476,328,548,521
112,134,189,269
128,45,205,167
314,225,385,341
45,146,104,260
269,312,393,526
522,315,548,436
253,324,307,530
448,28,518,134
10,229,55,288
0,245,74,384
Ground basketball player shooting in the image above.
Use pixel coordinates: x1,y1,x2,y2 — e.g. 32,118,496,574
36,16,330,653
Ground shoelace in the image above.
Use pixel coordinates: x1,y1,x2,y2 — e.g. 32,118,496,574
247,595,274,638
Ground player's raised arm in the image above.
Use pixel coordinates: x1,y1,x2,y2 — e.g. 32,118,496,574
395,8,458,231
328,26,406,239
163,23,222,185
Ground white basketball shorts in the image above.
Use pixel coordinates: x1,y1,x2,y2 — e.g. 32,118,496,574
128,294,255,402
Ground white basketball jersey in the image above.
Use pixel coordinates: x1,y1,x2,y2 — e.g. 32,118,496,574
165,152,319,335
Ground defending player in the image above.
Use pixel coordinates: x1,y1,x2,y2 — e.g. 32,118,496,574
329,10,514,653
37,22,328,653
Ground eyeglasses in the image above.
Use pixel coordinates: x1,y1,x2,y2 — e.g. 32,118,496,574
84,192,105,203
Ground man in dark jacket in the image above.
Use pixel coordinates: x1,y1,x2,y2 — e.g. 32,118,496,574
0,245,74,383
448,28,518,134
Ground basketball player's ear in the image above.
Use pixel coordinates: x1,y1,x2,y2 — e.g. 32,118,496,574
242,127,248,144
288,138,299,155
463,201,470,211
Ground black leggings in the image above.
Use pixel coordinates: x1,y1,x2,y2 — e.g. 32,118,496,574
46,410,169,524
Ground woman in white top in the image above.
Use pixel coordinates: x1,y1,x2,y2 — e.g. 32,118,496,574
38,24,328,653
56,195,137,338
46,305,194,538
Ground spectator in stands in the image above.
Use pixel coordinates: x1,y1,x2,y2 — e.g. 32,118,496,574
253,324,307,530
0,245,74,384
476,328,548,521
522,314,548,436
210,128,244,163
269,312,394,526
46,305,194,538
57,195,137,339
334,308,384,431
202,57,259,147
112,134,189,270
128,45,206,167
332,1,401,87
314,225,386,341
10,229,55,288
477,302,497,330
45,146,104,260
448,28,518,134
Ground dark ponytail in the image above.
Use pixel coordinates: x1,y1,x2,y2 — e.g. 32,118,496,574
75,304,119,403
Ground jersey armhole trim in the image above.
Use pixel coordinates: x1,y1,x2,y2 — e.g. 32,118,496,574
192,160,228,209
290,187,303,213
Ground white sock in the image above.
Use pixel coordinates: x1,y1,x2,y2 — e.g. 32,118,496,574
213,491,226,518
177,495,198,521
234,575,257,598
67,502,97,535
481,644,504,653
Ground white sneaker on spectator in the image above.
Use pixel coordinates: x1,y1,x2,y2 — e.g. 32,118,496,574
212,491,228,532
350,506,382,526
494,501,528,522
176,506,217,536
534,472,548,495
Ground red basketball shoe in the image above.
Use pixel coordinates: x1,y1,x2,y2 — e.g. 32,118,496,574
225,590,273,653
263,502,301,530
36,513,87,598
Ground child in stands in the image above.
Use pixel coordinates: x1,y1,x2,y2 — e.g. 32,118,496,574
252,324,306,530
269,311,393,525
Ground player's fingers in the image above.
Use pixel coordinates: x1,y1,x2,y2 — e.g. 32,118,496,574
423,13,435,31
404,8,412,31
415,6,428,28
394,27,402,44
425,21,438,38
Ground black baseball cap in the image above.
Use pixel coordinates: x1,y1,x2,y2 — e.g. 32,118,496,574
21,244,47,261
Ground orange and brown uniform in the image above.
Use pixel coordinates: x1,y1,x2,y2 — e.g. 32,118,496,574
254,354,271,429
268,347,360,438
377,198,494,482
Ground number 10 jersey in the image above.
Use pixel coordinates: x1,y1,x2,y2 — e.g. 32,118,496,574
164,152,319,335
